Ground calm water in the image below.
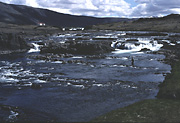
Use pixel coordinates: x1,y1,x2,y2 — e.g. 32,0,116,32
0,30,172,122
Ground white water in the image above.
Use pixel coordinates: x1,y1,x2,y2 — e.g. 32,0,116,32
28,43,40,53
8,110,19,121
112,38,163,54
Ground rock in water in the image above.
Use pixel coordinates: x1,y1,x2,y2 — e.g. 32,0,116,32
0,33,30,54
140,48,151,52
40,41,114,55
31,83,42,89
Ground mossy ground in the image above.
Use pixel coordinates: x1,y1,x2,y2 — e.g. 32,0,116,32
92,99,180,122
157,60,180,99
91,19,180,33
0,22,61,35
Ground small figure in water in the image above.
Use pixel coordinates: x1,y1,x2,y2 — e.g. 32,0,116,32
131,56,134,67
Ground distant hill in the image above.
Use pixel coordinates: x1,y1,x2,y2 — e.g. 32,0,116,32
0,2,133,27
92,14,180,33
135,14,180,23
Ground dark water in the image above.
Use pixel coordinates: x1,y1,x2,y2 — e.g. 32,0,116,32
0,30,172,122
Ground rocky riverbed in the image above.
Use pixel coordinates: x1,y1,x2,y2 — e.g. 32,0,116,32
1,29,180,122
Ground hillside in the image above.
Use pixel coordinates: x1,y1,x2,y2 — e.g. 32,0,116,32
0,2,132,27
92,14,180,33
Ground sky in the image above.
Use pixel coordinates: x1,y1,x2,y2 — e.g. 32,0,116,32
0,0,180,18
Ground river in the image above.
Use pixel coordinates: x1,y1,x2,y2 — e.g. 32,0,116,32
0,30,173,122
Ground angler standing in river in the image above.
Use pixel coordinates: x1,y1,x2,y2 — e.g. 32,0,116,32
131,56,134,67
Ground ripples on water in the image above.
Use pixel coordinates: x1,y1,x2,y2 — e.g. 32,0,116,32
0,30,173,122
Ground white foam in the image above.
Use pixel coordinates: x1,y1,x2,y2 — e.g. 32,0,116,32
3,70,18,77
8,110,19,120
67,82,71,86
131,52,144,54
111,41,118,48
23,82,33,86
60,41,66,43
94,35,118,39
34,79,46,83
119,65,126,67
169,43,176,46
0,76,19,83
105,57,113,59
112,48,140,54
177,41,180,44
72,56,83,59
72,85,84,88
112,40,163,54
106,57,128,60
162,40,170,43
36,60,45,63
51,61,63,64
122,85,131,88
90,65,95,67
28,43,40,53
110,65,126,68
138,38,151,43
65,34,71,36
93,84,104,87
105,33,113,36
59,78,68,81
121,57,128,60
57,34,65,37
132,86,138,89
117,33,126,36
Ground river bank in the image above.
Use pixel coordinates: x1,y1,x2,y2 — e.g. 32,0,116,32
0,22,61,54
91,14,180,33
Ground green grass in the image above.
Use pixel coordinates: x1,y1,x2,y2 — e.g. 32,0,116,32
92,99,180,122
91,19,180,33
0,22,61,35
157,60,180,99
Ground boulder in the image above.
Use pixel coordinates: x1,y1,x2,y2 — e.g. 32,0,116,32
40,40,114,55
126,39,139,42
31,83,42,89
140,48,151,52
0,33,30,54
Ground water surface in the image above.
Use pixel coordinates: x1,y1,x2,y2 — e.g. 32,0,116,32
0,30,172,122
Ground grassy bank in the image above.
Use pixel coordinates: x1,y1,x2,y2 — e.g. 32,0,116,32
0,22,61,36
92,21,180,33
92,60,180,122
92,99,180,122
91,14,180,33
157,60,180,99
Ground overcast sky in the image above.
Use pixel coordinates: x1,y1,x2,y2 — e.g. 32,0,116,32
0,0,180,18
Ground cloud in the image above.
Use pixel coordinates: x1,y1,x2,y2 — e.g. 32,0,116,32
25,0,39,7
42,0,132,17
66,0,132,17
0,0,132,17
131,0,180,17
0,0,180,18
135,0,150,3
